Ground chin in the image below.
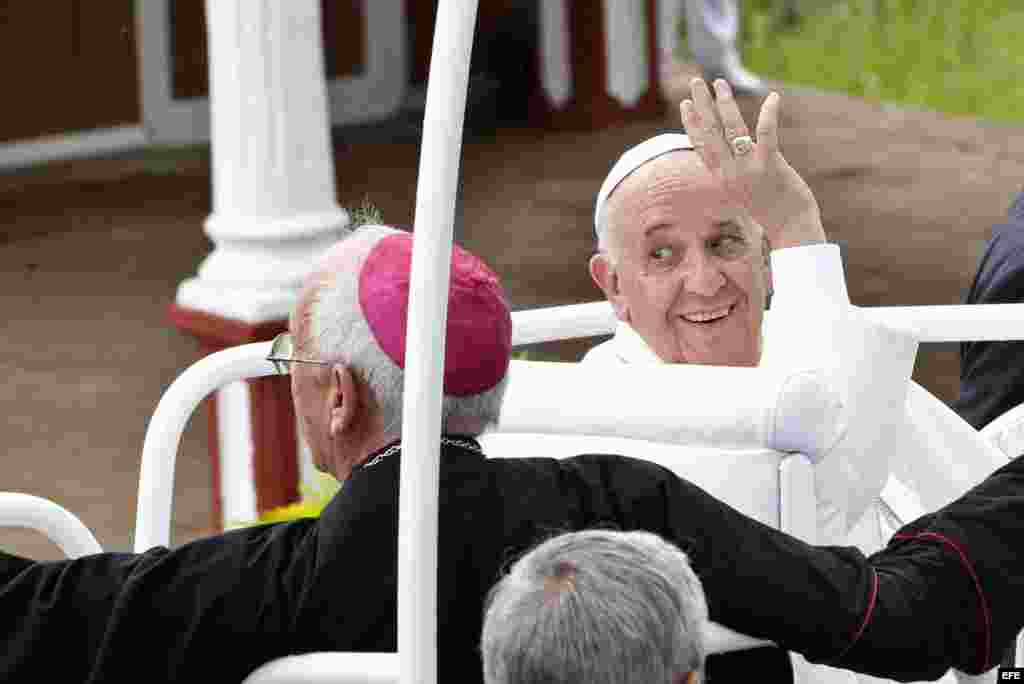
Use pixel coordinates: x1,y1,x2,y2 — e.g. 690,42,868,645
679,345,758,368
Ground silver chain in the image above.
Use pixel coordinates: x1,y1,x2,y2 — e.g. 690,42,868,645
360,443,402,470
359,437,482,471
440,436,484,454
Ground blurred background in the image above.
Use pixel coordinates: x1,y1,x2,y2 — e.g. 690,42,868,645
736,0,1024,124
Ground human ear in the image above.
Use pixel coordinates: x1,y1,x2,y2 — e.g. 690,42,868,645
589,252,630,322
327,364,358,438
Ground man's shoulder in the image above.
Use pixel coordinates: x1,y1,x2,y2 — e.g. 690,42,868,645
987,193,1024,250
484,451,679,489
480,452,685,538
972,221,1024,301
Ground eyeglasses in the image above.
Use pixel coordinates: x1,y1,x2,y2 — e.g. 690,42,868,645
266,333,332,375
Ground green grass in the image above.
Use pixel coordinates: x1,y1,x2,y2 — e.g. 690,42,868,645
230,471,341,527
693,0,1024,124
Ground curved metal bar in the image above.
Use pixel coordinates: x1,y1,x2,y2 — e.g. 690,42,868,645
509,301,1024,346
0,492,103,558
864,303,1024,342
398,2,479,684
133,341,275,552
242,652,399,684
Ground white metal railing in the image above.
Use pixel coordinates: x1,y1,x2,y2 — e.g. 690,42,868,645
134,301,1024,553
510,301,1024,347
0,493,103,558
242,652,399,684
398,1,479,682
133,342,275,552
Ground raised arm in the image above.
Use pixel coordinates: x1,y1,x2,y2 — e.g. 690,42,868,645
682,78,826,250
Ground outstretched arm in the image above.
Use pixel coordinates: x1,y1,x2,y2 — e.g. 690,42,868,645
0,524,312,681
656,452,1022,679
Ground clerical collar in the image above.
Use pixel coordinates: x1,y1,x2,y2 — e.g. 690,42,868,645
354,435,484,473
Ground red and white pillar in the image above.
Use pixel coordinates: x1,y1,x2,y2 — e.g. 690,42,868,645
534,1,668,129
169,0,349,530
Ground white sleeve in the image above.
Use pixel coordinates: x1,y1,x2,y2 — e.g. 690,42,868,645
770,243,849,307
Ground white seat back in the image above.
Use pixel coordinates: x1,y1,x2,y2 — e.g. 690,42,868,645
482,354,828,655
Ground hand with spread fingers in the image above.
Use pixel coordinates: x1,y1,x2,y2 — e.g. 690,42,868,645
681,78,826,250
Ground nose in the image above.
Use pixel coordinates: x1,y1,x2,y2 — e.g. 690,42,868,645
682,249,726,296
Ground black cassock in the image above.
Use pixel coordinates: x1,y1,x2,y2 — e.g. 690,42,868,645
0,438,1017,682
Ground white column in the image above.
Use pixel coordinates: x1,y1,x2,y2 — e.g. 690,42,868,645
538,2,572,109
176,0,350,322
171,1,348,530
602,0,650,108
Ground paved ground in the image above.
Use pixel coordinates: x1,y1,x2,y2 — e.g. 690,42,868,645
4,75,1024,559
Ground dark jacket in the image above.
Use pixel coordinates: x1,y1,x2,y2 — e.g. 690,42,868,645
954,191,1024,430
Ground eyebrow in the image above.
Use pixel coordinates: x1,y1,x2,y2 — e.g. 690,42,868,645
643,223,673,237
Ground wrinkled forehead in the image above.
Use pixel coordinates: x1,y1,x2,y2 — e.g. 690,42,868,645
615,150,708,193
606,152,737,229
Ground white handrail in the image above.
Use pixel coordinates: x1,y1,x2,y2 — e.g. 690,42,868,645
242,652,399,684
510,301,1024,346
0,492,103,558
133,341,275,552
398,3,479,684
133,302,1024,554
511,301,618,346
864,304,1024,342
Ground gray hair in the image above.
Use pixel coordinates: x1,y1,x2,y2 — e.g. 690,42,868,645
307,225,507,439
481,529,708,684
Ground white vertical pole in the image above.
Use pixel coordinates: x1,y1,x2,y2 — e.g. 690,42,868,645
397,2,479,684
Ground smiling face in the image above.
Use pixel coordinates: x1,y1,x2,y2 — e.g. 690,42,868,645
590,152,771,367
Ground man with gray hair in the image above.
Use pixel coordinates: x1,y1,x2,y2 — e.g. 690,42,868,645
0,222,779,681
481,529,708,684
